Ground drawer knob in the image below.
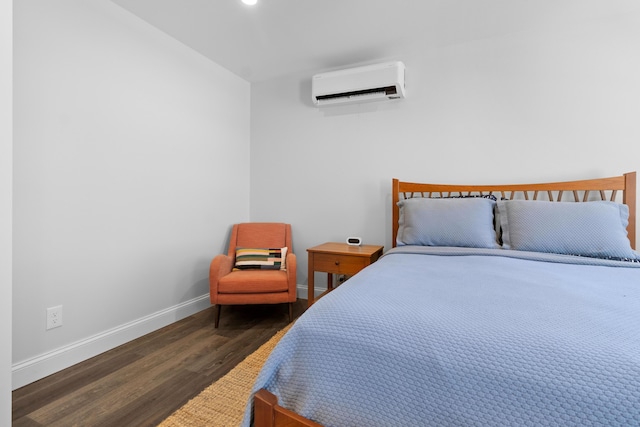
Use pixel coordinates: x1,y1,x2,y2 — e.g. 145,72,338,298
334,261,340,266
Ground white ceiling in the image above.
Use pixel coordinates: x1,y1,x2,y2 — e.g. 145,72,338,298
111,0,640,82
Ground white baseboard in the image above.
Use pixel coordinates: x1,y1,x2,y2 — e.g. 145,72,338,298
296,284,326,299
12,294,211,390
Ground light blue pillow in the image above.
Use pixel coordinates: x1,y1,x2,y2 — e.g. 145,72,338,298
496,200,637,259
396,197,498,248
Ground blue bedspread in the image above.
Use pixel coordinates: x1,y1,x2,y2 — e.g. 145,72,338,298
242,247,640,426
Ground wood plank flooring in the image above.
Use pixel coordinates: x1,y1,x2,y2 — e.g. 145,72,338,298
12,300,306,427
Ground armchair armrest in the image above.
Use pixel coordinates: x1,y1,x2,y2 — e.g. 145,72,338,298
209,254,233,304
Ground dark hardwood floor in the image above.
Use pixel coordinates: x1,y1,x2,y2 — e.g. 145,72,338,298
12,300,306,427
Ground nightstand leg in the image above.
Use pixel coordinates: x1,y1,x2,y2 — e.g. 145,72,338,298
308,258,314,308
327,273,333,291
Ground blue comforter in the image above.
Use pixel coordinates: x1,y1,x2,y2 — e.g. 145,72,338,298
243,247,640,426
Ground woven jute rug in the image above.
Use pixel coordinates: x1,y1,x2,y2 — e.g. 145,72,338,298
158,324,292,427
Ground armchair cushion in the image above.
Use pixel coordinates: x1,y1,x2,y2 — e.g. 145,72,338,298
218,269,290,294
233,247,288,271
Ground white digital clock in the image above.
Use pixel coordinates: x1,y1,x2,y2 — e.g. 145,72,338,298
346,237,362,246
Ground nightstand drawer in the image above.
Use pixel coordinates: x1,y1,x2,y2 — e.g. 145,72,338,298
307,242,384,307
313,253,367,275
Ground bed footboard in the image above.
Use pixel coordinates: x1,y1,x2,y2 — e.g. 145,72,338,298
254,389,323,427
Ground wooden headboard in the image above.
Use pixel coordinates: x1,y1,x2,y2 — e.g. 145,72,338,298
392,172,637,250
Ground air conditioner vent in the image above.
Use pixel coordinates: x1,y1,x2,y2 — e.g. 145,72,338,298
316,86,398,102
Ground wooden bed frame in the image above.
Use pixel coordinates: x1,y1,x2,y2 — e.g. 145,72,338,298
253,171,637,427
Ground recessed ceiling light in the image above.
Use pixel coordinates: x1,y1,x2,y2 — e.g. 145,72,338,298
242,0,257,5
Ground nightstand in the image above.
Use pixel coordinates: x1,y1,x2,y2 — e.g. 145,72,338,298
307,242,384,307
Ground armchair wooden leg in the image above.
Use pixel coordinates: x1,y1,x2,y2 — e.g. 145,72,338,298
214,304,221,328
288,302,293,323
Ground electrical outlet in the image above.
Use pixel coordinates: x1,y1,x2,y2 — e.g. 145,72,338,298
46,305,63,330
337,275,349,285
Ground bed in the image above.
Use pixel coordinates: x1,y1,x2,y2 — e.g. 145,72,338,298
244,172,639,427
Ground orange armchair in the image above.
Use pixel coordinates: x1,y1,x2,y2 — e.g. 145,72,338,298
209,223,297,328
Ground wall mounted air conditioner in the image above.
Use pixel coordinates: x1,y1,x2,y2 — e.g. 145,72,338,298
312,61,406,107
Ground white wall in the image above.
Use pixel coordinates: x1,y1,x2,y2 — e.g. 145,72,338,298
13,0,250,387
251,9,640,284
1,0,12,421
